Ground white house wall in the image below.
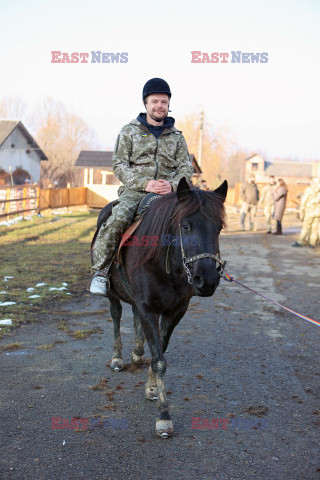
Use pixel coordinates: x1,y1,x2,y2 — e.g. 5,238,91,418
0,128,41,183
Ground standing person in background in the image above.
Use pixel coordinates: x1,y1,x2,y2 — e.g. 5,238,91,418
292,177,320,249
259,175,277,234
240,174,259,231
272,178,288,235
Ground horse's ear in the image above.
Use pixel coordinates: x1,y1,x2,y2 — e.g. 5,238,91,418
213,180,228,201
177,177,192,201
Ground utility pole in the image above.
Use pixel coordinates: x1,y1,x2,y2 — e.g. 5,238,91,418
198,110,204,170
9,166,14,186
198,110,204,168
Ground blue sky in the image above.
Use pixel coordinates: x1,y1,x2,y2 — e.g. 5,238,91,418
0,0,319,160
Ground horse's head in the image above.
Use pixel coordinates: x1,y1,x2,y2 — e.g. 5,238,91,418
129,178,227,297
175,177,228,297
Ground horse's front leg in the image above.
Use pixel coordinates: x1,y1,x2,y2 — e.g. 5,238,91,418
109,298,125,371
160,303,189,354
137,306,173,438
145,303,189,402
131,304,145,365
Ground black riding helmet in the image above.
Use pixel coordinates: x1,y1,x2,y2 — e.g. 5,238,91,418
142,78,171,101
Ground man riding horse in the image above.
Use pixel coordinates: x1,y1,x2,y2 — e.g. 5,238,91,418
90,77,194,295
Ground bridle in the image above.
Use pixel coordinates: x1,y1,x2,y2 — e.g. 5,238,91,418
165,221,226,285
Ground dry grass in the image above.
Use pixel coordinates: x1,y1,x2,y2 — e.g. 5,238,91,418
0,209,99,339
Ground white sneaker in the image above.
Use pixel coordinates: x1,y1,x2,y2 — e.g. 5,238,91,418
90,275,109,296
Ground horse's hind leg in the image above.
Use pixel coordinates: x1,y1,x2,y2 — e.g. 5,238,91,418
109,298,124,371
131,304,145,365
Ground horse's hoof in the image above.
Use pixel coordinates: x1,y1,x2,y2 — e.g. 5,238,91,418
145,386,158,401
110,357,124,371
131,353,144,365
156,419,174,438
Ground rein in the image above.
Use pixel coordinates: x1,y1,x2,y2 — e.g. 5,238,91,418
169,222,319,329
222,272,320,328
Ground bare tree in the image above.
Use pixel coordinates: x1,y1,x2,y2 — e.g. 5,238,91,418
176,113,245,188
33,97,97,187
0,96,27,120
176,112,220,188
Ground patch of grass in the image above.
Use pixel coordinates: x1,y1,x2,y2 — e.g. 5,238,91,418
1,342,23,351
57,320,71,332
36,340,66,350
73,330,86,339
72,327,103,339
0,210,99,340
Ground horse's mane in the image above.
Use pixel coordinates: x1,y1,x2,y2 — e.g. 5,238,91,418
129,187,226,269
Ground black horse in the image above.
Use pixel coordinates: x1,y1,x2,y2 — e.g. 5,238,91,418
92,177,228,438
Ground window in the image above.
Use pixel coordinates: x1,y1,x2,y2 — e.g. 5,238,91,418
251,163,258,171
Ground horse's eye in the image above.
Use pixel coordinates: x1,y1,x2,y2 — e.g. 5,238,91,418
182,223,191,231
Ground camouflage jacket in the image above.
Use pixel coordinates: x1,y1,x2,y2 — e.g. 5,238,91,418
112,118,194,194
300,184,320,218
259,184,276,207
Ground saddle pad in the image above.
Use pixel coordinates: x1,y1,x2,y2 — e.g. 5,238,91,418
117,218,143,264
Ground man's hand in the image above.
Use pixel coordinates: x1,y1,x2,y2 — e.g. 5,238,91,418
145,179,172,195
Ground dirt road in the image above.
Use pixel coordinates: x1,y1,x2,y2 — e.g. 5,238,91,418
1,215,319,480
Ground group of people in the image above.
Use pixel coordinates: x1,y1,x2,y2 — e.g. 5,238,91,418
240,174,288,235
240,174,320,248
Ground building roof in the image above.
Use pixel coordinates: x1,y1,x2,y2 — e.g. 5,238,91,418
264,161,313,177
75,151,114,168
246,153,264,162
76,150,200,173
0,120,48,160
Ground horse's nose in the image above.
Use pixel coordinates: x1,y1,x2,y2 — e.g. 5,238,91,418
193,275,205,288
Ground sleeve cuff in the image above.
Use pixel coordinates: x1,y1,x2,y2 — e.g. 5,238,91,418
141,179,149,190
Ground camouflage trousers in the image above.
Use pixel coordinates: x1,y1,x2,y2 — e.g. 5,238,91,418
263,205,274,228
298,215,320,246
240,202,257,229
91,189,148,273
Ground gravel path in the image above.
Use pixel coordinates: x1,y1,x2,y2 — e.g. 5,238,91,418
0,227,319,480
